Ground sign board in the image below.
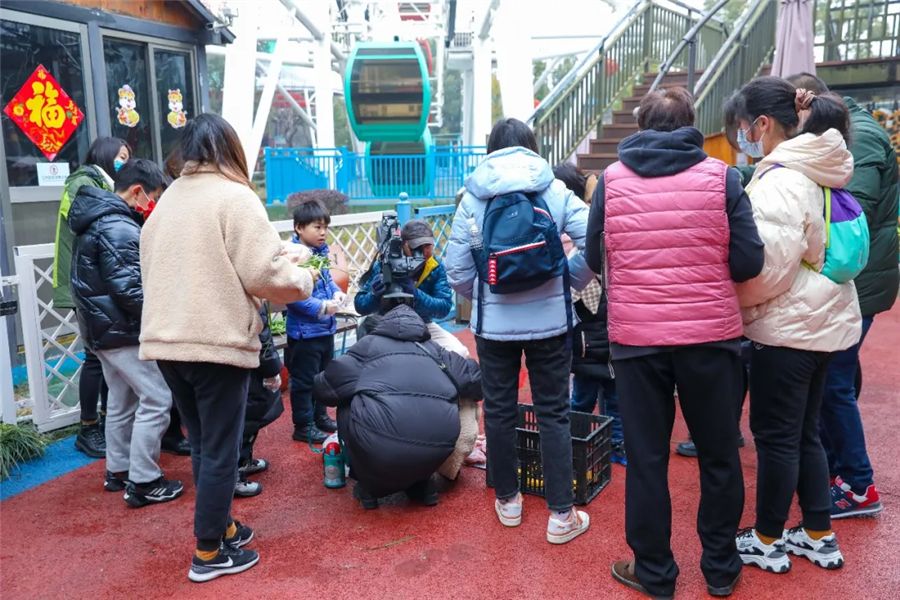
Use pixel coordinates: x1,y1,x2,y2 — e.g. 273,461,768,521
36,162,70,186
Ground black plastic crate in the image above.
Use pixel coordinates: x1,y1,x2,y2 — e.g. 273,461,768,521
485,404,612,506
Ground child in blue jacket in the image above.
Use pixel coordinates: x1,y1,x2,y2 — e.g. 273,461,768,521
286,199,345,444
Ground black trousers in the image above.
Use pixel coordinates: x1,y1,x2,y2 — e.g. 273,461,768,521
476,334,574,512
615,347,744,597
750,344,833,537
164,403,185,440
79,347,108,422
158,361,250,551
288,335,332,427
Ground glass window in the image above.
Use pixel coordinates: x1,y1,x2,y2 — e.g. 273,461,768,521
103,39,154,161
154,49,195,160
350,58,424,125
1,20,91,187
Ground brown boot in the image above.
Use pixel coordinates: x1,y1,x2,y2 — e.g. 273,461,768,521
610,561,673,600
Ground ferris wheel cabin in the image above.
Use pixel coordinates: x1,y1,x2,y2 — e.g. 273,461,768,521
344,41,432,142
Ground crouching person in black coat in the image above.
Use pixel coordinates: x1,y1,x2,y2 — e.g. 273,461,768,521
313,304,482,509
234,303,285,497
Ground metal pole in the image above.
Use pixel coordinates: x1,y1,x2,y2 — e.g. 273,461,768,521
687,39,697,96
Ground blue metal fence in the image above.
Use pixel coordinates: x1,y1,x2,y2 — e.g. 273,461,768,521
264,146,487,205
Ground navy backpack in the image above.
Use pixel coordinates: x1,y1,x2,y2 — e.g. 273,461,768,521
471,191,572,338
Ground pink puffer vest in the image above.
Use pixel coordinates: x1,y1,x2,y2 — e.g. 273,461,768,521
604,158,742,346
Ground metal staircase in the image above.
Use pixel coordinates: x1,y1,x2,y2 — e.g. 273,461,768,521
526,0,728,167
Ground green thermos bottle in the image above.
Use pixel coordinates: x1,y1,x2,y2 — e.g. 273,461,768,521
323,441,346,489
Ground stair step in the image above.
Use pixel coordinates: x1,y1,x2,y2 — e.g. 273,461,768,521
623,97,642,111
641,70,705,86
612,109,637,125
590,138,625,154
601,123,640,137
577,153,619,171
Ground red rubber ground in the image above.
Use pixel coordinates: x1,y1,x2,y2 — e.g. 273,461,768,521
2,308,899,599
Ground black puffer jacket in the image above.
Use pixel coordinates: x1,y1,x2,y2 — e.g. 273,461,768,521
571,286,611,379
313,305,482,498
245,304,285,438
68,187,145,351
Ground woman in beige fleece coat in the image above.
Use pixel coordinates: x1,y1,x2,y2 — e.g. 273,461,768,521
140,114,314,583
726,78,860,576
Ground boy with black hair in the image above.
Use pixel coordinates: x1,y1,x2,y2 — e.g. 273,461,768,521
286,199,346,444
68,158,183,507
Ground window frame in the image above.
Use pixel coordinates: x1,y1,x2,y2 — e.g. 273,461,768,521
1,8,98,203
99,29,200,165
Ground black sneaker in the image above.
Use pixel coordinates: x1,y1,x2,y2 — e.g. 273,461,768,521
354,483,379,510
224,520,254,548
238,458,269,476
104,470,129,492
188,543,260,583
293,424,327,444
677,436,745,458
161,435,192,456
74,424,106,458
316,415,338,433
124,476,184,507
406,477,439,507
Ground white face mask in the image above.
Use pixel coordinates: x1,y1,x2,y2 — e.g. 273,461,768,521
737,117,765,159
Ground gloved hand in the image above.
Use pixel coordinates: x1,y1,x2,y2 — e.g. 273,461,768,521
323,301,339,316
333,291,347,307
370,274,386,298
263,374,281,391
399,277,417,297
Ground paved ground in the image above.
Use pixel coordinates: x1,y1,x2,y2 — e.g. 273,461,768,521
2,307,899,600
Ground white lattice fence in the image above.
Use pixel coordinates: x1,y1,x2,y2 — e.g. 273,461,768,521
273,211,382,296
14,244,84,432
417,208,456,258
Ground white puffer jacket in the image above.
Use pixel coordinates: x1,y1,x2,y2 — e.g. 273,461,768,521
737,129,862,352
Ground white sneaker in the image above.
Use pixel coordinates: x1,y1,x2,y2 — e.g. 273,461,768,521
234,478,262,497
495,494,523,527
547,510,590,544
736,528,791,574
784,525,844,570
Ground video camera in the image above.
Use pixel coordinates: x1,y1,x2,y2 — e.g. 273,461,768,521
374,211,426,312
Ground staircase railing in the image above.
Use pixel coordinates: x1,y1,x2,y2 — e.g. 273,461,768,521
814,0,900,62
527,0,728,166
692,0,778,135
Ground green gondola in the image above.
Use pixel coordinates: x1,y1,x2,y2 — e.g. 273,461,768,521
365,128,433,198
344,41,431,142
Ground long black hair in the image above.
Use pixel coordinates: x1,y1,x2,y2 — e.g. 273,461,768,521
84,137,130,177
724,76,850,144
487,118,539,154
553,163,587,200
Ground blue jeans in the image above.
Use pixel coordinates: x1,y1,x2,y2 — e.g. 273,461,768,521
571,374,623,445
820,316,874,491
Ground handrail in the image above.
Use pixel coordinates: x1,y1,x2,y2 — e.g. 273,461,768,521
691,0,778,135
526,0,646,126
648,0,732,96
529,0,729,166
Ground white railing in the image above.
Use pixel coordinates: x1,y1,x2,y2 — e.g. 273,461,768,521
14,244,82,432
11,207,466,432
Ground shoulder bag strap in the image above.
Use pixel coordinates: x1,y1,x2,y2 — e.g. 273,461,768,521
414,341,462,400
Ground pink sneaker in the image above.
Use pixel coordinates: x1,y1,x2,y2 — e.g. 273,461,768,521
547,510,590,544
495,494,523,527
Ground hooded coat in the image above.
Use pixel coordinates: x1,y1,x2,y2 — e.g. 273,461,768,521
313,305,482,498
445,147,594,342
738,129,862,352
67,186,145,351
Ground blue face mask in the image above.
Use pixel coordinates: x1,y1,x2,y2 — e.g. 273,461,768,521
737,117,765,159
114,158,126,172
